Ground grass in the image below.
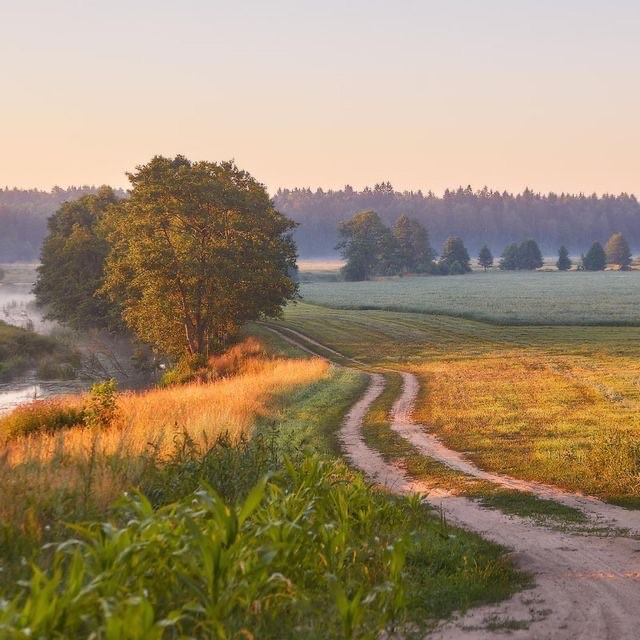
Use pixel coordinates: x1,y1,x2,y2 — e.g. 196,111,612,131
0,333,527,637
300,270,640,325
361,372,586,525
277,302,640,505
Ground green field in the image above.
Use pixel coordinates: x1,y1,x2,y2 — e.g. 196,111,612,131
276,303,640,503
299,270,640,325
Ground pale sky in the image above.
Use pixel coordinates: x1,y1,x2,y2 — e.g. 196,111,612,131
1,0,639,195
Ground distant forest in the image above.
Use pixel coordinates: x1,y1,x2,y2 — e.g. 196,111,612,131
0,187,126,261
274,184,640,258
1,183,639,261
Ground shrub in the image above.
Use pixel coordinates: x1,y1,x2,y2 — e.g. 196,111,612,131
84,379,118,429
36,356,77,380
448,260,466,275
0,399,84,440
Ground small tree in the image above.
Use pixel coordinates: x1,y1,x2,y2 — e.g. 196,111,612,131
556,246,572,271
605,232,632,269
583,242,606,271
439,236,471,273
499,243,519,270
478,245,493,271
517,239,543,270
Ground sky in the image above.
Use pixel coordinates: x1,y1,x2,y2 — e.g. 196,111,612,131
1,0,639,195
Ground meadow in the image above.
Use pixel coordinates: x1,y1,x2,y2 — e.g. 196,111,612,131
299,270,640,325
0,332,524,637
278,303,640,504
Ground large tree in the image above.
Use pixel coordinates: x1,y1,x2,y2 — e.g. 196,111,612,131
336,210,394,281
517,239,543,270
392,215,434,273
583,242,606,271
438,236,471,273
605,232,632,269
101,156,298,360
34,187,121,330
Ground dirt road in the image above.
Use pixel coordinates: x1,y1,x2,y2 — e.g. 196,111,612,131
266,325,640,639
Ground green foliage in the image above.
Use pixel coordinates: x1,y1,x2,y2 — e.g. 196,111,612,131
336,210,395,281
34,186,122,330
516,239,543,270
448,260,466,275
438,236,471,273
101,156,298,359
0,458,414,639
583,241,606,271
556,245,572,271
500,240,542,270
392,214,434,273
84,379,118,429
0,399,84,440
499,242,519,270
605,232,632,269
478,244,493,270
0,320,78,382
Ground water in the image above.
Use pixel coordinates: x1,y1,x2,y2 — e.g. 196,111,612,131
0,264,92,414
0,377,88,416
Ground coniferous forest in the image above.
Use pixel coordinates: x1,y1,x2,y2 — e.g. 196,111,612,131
1,183,639,261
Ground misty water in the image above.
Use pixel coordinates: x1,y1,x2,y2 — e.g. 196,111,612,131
0,268,91,415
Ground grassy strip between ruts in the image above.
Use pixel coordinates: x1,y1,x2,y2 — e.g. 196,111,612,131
362,371,587,527
0,332,528,638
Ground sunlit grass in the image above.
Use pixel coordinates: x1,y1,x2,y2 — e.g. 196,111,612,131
279,303,640,503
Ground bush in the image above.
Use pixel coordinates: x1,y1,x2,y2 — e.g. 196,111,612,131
448,260,466,275
84,379,118,429
0,399,84,440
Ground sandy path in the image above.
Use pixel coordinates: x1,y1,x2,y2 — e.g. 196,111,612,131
266,325,640,637
343,373,640,639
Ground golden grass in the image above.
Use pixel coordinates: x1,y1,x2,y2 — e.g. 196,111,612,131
413,350,640,500
0,353,328,529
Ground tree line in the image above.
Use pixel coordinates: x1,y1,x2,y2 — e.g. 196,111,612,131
274,184,640,257
337,210,635,280
2,182,639,262
35,157,297,366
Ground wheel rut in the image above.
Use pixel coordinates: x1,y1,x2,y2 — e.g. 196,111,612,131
266,325,640,638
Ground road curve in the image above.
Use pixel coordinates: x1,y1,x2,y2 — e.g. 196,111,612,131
265,325,640,639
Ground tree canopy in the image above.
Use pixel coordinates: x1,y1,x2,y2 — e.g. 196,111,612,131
556,246,572,271
583,242,606,271
34,187,122,330
439,237,471,273
392,215,434,274
100,156,298,360
478,245,494,270
605,232,632,269
336,210,394,281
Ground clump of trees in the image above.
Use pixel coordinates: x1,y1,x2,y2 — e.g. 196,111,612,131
438,236,471,275
336,210,435,280
499,240,543,270
35,156,298,363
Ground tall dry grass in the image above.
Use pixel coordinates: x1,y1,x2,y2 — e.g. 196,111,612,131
0,347,328,534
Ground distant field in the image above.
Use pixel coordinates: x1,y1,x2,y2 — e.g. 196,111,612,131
299,270,640,325
277,303,640,503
